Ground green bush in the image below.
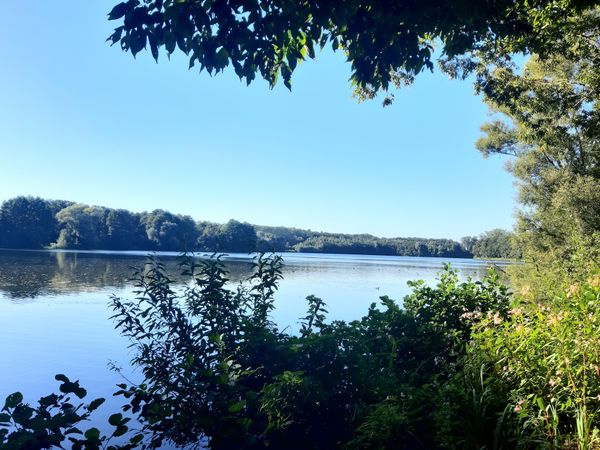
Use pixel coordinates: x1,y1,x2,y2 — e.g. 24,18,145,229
439,272,600,449
106,255,510,449
0,375,143,450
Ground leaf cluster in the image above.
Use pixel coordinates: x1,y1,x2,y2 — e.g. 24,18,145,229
106,0,599,96
0,375,142,450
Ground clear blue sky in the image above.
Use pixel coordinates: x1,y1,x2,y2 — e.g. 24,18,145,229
0,0,516,240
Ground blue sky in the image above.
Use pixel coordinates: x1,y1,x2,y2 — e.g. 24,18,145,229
0,1,516,240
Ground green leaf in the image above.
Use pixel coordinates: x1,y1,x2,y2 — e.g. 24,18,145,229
216,48,229,68
109,413,123,426
114,424,128,437
55,374,69,383
84,427,101,440
108,2,129,21
88,398,105,412
3,392,23,410
130,30,147,57
228,400,246,413
11,405,34,424
39,393,59,407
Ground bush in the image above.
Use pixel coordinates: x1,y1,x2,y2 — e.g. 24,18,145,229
107,255,511,449
439,272,600,449
0,375,143,450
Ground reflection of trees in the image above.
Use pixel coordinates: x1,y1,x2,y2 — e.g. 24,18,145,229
0,250,503,300
0,251,253,299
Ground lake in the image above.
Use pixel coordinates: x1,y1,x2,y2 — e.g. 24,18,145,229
0,249,510,443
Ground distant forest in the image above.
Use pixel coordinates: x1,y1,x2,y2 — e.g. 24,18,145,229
0,197,519,259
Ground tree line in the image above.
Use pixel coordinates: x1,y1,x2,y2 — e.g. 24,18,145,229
0,196,517,258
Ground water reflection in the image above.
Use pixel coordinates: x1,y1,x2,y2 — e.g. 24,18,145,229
0,249,507,300
0,250,510,305
0,250,254,299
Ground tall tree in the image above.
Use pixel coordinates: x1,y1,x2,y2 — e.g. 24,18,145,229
468,229,520,259
475,8,600,265
0,197,58,249
218,219,257,252
55,204,108,249
140,209,199,251
105,208,147,250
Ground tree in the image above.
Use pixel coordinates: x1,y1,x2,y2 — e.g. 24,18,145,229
104,208,147,250
460,236,478,255
140,209,199,251
217,219,257,252
475,9,600,264
197,220,221,250
0,197,59,249
106,0,598,98
470,229,520,259
55,204,108,249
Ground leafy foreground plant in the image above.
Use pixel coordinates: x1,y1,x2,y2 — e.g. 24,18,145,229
106,254,510,449
0,374,143,450
438,272,600,449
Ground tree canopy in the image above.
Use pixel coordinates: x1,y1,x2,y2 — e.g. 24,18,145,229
461,228,521,259
476,8,600,265
107,0,599,97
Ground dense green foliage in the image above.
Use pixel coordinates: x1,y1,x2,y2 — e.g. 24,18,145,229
0,198,258,253
290,233,470,257
461,229,522,259
0,197,495,258
106,0,598,99
0,374,143,450
0,197,71,250
105,256,511,449
475,8,600,268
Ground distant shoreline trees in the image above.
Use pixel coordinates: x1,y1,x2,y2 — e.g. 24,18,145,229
0,196,517,259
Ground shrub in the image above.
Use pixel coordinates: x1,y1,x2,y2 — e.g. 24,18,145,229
440,272,600,449
108,255,511,449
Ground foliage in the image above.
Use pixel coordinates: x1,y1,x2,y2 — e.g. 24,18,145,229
107,254,510,449
55,204,108,249
216,219,258,252
439,271,600,449
292,233,471,258
255,225,312,251
475,8,600,266
0,196,491,257
0,374,142,450
404,265,511,342
105,209,148,250
258,226,475,257
106,0,598,98
139,209,198,251
0,197,65,249
461,229,522,260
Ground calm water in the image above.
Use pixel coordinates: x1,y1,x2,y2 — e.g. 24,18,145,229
0,249,510,442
